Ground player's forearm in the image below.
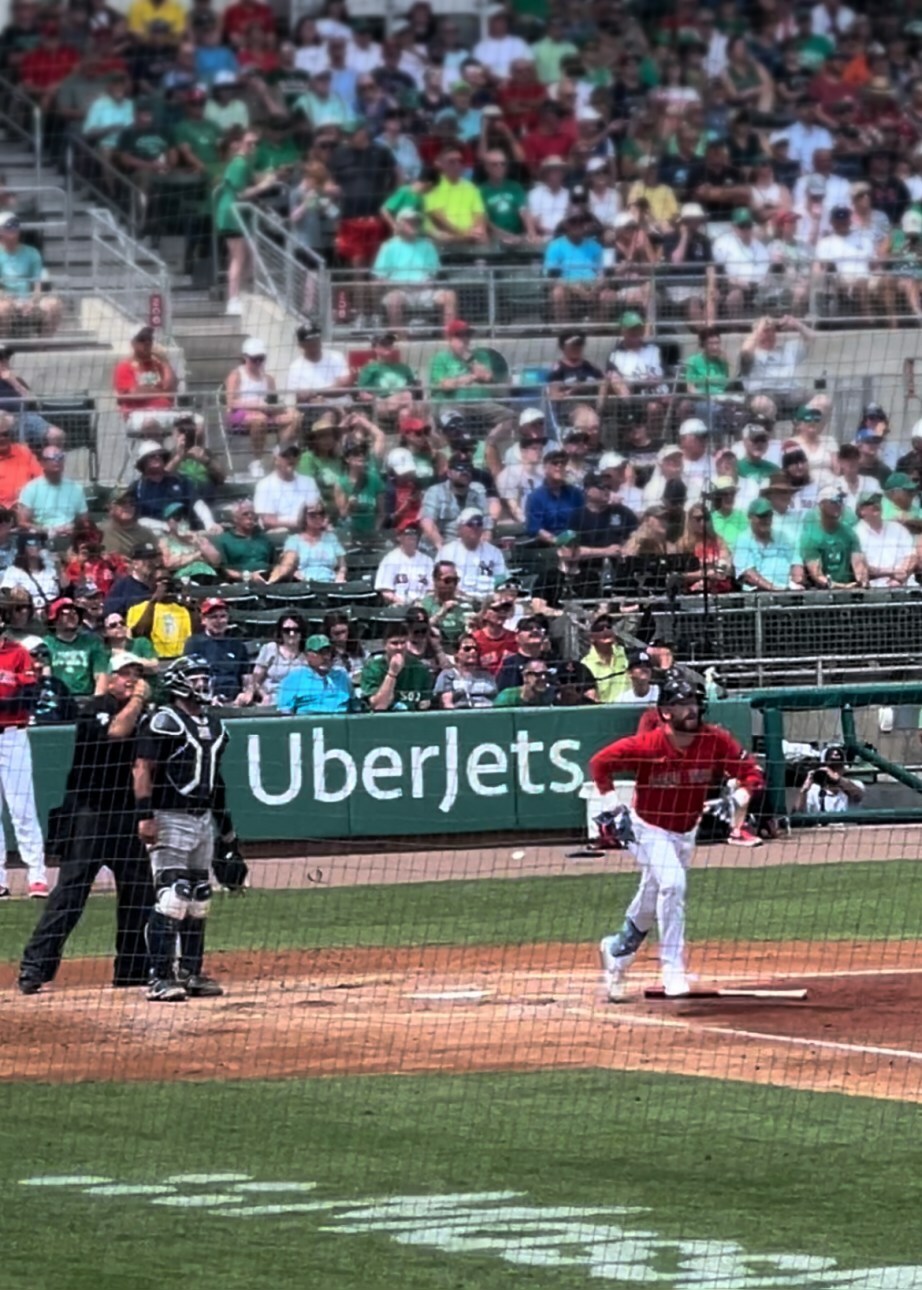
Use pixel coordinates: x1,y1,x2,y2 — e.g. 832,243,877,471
133,760,153,806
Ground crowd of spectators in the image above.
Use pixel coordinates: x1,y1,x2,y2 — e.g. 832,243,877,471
3,0,922,716
7,0,922,323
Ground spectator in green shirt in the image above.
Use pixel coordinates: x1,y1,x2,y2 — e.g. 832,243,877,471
429,320,502,402
800,486,869,589
478,150,539,245
253,116,301,175
213,499,276,581
530,17,578,85
493,659,554,707
707,476,748,549
882,471,922,534
420,560,468,647
381,172,436,233
684,326,730,397
736,419,777,485
360,622,434,711
43,597,110,696
355,331,420,418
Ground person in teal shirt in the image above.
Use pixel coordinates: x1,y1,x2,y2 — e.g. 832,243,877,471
276,634,354,714
82,72,134,156
214,130,281,315
18,447,88,535
371,211,454,329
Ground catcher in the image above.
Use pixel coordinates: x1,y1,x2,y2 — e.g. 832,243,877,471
589,671,764,1001
132,655,248,1003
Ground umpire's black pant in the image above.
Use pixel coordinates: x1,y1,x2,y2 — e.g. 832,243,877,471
20,806,155,987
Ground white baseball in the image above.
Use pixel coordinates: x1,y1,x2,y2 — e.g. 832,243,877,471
511,849,526,861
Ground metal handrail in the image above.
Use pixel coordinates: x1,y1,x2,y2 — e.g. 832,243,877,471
0,72,42,178
237,201,330,329
66,135,146,240
88,207,173,338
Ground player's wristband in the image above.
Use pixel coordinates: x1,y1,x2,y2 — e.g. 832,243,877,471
136,797,154,822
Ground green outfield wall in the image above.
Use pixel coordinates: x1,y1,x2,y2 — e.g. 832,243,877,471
27,701,751,841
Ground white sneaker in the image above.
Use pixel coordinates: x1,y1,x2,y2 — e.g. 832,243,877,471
662,967,691,998
599,935,633,1003
248,458,266,479
225,296,243,317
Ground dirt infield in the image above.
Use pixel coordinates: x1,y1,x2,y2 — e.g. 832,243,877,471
3,939,922,1103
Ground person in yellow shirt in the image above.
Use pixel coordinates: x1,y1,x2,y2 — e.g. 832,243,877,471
127,0,188,39
626,156,679,232
423,146,488,245
580,613,629,703
126,572,193,658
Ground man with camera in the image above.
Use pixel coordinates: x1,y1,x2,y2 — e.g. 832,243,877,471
126,570,193,659
795,746,864,815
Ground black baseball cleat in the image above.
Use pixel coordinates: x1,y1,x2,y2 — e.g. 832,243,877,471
147,977,187,1002
18,976,43,996
180,973,224,998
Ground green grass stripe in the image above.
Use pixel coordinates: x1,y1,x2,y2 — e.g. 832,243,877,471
3,1071,920,1288
1,860,918,964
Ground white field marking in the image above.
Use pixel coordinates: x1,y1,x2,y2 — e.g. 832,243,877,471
209,1201,351,1218
423,965,922,986
607,1010,922,1064
84,1185,175,1197
229,1182,319,1193
151,1194,247,1207
409,989,494,1001
163,1173,252,1184
20,1176,114,1187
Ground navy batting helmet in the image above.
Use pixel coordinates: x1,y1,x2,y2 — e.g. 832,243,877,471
658,669,706,715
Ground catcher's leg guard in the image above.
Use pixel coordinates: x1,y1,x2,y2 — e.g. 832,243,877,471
146,910,182,980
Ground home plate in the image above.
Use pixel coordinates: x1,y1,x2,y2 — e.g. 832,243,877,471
409,989,494,1002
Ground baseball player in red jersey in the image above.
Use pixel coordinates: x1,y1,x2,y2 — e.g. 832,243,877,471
0,619,47,898
589,671,763,999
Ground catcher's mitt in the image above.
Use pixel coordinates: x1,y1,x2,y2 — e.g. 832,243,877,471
213,840,249,893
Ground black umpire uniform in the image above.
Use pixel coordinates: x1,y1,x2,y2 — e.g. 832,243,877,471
19,679,155,993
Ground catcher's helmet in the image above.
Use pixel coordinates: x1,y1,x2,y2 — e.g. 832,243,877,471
658,669,707,726
161,655,212,702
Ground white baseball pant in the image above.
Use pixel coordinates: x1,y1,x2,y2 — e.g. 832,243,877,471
0,726,46,887
624,812,697,973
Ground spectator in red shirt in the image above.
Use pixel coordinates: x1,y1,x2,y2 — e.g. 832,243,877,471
222,0,275,47
522,100,577,177
497,57,548,135
19,21,79,110
112,324,202,440
471,593,518,675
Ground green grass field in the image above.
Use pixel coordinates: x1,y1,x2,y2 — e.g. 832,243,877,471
0,859,919,964
4,859,922,1289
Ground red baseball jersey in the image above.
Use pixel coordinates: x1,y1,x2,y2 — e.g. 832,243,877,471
0,639,35,729
589,723,764,834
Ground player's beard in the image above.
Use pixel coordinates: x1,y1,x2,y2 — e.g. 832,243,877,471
668,709,701,734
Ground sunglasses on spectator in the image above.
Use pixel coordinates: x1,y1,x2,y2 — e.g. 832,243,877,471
459,644,479,652
439,575,459,584
281,624,301,632
524,668,548,679
105,616,125,627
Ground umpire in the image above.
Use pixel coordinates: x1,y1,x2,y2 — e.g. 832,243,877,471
18,653,155,994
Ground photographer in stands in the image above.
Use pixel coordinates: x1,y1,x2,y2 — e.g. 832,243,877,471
795,746,864,815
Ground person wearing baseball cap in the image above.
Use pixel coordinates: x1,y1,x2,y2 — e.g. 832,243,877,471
353,332,419,416
437,505,508,599
182,597,250,704
789,402,838,480
113,324,191,440
543,209,607,324
882,471,922,532
286,321,352,408
853,488,916,586
45,595,110,697
429,320,496,403
373,199,459,328
614,649,660,706
794,743,865,816
547,330,604,403
734,496,804,592
419,450,492,551
712,208,771,319
276,633,354,715
816,205,878,318
493,412,547,524
224,337,302,479
0,203,60,336
737,420,777,488
604,312,669,437
802,484,868,589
